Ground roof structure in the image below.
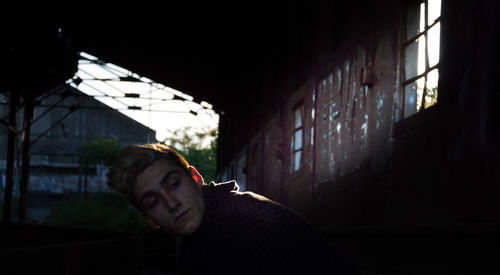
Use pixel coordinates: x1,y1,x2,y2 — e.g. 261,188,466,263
71,52,218,141
2,0,286,113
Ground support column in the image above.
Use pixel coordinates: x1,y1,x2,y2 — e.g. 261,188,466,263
3,93,20,220
19,94,33,222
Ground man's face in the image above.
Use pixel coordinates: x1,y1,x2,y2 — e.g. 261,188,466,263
134,160,204,235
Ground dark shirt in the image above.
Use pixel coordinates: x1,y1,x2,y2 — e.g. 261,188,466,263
179,181,356,275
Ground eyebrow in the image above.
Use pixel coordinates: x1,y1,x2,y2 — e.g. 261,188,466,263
139,170,181,208
159,171,181,186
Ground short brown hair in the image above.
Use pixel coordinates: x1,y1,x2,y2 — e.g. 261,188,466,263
106,143,190,205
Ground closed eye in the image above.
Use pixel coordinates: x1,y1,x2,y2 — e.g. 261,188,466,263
147,197,159,209
169,181,180,190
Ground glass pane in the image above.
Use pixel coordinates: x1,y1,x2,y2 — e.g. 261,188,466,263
420,2,425,32
294,129,302,150
405,40,418,80
404,82,418,118
311,127,314,147
406,1,422,41
294,108,302,128
237,153,247,191
428,22,441,68
294,151,301,171
424,69,439,108
418,34,426,74
311,90,315,121
416,76,426,111
428,0,441,25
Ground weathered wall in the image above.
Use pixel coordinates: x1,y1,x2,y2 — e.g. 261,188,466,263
216,0,500,227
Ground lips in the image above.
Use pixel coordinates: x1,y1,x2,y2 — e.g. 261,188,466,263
174,209,190,223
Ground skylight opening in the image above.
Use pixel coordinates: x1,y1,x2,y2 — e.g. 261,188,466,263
70,52,219,145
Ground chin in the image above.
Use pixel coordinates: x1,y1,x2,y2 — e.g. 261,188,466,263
179,220,201,236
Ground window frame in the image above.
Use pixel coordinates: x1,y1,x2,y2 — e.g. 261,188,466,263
290,101,304,173
399,0,441,120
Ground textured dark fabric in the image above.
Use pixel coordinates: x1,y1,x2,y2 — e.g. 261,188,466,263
179,181,357,275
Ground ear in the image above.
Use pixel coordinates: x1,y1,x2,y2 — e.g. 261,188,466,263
142,214,160,229
189,166,204,187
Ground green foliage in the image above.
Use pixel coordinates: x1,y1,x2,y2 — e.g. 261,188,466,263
426,87,438,100
49,193,152,232
182,141,217,182
164,127,218,182
76,137,122,166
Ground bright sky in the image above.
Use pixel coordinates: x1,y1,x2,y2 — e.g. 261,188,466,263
68,52,219,147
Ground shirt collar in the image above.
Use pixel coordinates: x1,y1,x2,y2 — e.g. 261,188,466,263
195,180,239,234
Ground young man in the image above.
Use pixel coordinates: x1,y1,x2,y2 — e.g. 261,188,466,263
106,143,356,274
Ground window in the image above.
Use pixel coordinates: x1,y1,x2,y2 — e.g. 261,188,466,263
291,102,304,172
401,0,441,119
236,152,247,191
249,142,260,192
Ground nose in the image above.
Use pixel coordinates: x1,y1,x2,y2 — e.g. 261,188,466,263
162,191,181,212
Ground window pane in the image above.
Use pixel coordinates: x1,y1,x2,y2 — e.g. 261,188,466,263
424,69,439,108
406,1,422,41
428,0,441,25
294,151,301,171
294,129,302,150
404,82,418,118
418,34,426,74
428,23,441,68
419,2,426,32
294,108,302,128
416,77,426,111
404,41,418,80
405,35,427,82
311,127,314,147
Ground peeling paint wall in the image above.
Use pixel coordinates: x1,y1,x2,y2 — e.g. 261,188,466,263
316,46,369,184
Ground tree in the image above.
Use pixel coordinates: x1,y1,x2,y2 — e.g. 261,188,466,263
164,127,218,182
76,137,122,195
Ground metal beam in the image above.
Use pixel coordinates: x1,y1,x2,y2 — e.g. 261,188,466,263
19,94,34,222
30,100,78,147
3,93,19,220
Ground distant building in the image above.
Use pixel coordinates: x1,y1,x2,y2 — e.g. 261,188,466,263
0,87,156,195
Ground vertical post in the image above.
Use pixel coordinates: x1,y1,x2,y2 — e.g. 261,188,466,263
19,94,33,222
78,161,82,194
97,164,101,193
84,165,88,197
3,93,20,220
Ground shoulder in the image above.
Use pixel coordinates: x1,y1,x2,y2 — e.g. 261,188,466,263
197,182,357,274
202,181,309,231
204,181,286,213
231,192,348,273
217,183,303,223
